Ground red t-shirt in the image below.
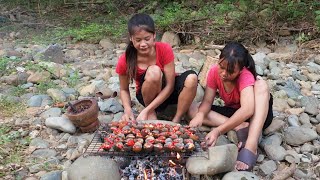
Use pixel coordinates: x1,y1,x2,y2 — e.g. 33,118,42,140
116,42,174,91
206,65,255,109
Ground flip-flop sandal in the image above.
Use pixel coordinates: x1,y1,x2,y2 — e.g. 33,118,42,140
236,148,258,171
236,126,249,150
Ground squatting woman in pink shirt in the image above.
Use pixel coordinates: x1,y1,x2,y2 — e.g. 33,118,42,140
188,42,273,171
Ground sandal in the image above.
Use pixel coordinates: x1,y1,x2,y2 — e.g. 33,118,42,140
236,126,249,150
236,148,258,171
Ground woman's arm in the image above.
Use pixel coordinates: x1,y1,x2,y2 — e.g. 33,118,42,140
119,74,135,121
216,86,255,134
189,87,216,127
143,61,175,112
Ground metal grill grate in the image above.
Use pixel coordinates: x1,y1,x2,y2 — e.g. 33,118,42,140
84,128,209,159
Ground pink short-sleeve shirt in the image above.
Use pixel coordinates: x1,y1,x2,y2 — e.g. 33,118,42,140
116,42,174,91
206,65,255,109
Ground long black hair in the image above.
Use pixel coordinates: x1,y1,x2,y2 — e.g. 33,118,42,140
126,13,155,81
219,42,257,79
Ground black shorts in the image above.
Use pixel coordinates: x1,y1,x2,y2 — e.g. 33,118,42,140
211,94,273,130
136,70,197,112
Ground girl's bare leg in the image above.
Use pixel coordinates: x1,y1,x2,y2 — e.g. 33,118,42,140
235,79,270,170
172,74,198,123
141,65,163,120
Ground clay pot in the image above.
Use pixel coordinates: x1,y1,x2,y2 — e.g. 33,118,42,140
80,120,100,133
65,98,99,128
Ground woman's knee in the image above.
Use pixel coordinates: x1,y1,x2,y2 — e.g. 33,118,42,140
254,80,269,96
184,73,198,88
145,65,162,83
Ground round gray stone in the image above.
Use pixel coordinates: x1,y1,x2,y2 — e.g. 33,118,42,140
67,156,120,180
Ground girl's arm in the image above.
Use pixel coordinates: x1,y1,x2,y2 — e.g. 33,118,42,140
216,86,255,134
143,61,175,112
119,74,135,121
189,87,216,127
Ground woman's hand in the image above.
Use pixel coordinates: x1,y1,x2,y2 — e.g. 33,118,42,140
189,113,204,127
205,128,221,147
121,109,135,121
136,108,149,121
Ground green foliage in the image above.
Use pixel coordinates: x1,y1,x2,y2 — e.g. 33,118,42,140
10,86,28,97
54,20,127,42
0,97,26,117
36,81,57,94
67,70,80,88
0,57,22,76
316,10,320,29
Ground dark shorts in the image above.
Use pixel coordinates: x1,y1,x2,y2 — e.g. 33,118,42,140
211,94,273,130
136,70,197,112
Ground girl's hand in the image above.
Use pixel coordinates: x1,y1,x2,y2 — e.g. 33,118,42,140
136,109,149,121
205,128,221,147
189,113,204,127
121,109,135,121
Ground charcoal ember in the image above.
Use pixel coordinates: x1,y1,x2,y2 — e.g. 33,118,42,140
174,143,184,152
173,138,183,144
132,142,142,153
173,125,181,131
141,129,151,137
114,142,124,151
143,142,154,152
164,124,171,128
153,143,163,152
126,133,135,139
185,142,195,151
188,127,197,133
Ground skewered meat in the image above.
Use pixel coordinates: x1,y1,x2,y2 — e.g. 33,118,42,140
143,142,154,152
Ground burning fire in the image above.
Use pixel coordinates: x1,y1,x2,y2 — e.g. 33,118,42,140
143,166,154,180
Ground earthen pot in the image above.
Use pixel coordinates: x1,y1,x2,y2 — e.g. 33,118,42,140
65,98,99,127
80,120,100,133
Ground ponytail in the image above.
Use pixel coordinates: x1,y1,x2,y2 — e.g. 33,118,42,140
125,41,137,82
245,51,257,80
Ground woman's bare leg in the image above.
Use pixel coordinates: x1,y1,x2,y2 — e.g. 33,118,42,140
235,79,270,170
141,65,163,119
172,74,198,123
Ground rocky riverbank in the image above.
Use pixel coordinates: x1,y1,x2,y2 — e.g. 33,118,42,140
0,31,320,180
